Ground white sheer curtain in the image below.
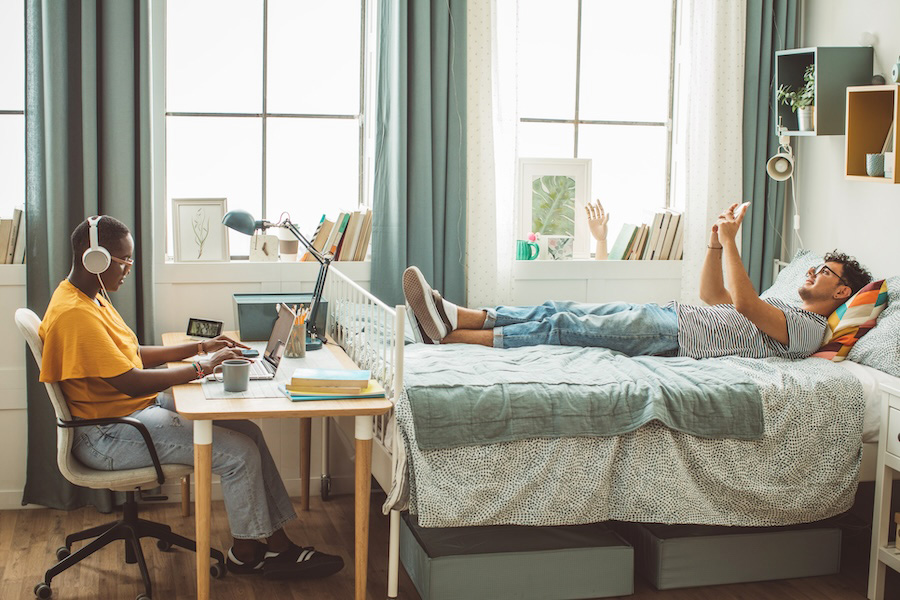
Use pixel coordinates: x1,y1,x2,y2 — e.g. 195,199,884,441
674,0,747,304
466,0,517,308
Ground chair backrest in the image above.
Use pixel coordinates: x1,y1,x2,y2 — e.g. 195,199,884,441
15,308,89,487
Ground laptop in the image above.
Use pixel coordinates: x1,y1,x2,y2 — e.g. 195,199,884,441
208,304,295,381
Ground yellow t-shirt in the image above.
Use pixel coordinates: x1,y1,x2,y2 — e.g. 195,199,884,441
39,280,156,419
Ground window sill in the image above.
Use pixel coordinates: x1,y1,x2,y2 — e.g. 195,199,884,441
0,264,26,286
156,260,371,284
512,259,682,280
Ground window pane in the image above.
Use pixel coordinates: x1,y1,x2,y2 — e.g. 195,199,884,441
166,0,263,113
0,0,24,110
166,117,262,256
579,1,673,122
267,0,361,115
578,124,668,242
0,116,25,214
518,122,574,159
517,0,577,120
266,117,360,238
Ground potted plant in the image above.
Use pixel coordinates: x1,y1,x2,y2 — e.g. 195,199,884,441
776,64,815,131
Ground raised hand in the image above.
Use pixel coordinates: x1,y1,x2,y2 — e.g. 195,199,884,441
585,200,609,242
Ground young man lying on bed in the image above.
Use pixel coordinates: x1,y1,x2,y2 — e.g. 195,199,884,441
403,202,872,360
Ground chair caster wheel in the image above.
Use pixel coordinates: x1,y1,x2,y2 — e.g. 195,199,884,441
34,582,52,599
156,539,172,551
210,562,226,579
55,546,71,561
135,594,151,600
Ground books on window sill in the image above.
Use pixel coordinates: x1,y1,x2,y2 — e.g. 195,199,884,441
0,207,25,265
301,208,373,262
607,209,683,261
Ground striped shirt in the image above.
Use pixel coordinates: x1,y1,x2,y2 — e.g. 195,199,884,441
670,298,827,360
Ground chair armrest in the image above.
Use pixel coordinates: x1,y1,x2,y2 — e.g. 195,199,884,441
58,416,166,485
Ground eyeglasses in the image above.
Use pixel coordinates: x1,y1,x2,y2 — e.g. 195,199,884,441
110,256,134,267
812,264,849,288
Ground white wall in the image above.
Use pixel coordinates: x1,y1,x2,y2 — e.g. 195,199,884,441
797,0,900,276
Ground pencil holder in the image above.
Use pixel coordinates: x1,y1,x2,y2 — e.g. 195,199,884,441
284,322,307,358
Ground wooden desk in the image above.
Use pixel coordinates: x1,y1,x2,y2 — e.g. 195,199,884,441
163,332,392,600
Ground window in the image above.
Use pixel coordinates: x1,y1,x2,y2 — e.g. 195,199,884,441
165,0,375,258
0,0,25,219
516,0,677,249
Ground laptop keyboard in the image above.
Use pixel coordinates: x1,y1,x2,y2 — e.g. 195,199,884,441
249,360,272,378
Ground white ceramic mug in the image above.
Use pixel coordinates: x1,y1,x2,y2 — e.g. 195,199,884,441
213,359,251,392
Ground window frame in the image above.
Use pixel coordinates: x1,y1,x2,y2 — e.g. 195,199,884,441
155,0,376,262
517,0,679,210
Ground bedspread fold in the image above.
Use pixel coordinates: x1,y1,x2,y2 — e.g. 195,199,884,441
404,345,763,450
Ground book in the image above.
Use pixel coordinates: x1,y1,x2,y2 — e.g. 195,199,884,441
651,211,673,259
353,208,373,261
627,224,648,260
659,210,681,260
608,224,638,260
290,367,371,388
6,208,22,264
12,211,25,264
326,212,351,257
302,215,334,261
672,218,685,260
337,210,364,261
281,379,385,401
0,219,12,265
642,212,664,260
285,383,366,394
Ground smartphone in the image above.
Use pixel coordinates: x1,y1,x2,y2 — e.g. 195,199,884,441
733,202,751,217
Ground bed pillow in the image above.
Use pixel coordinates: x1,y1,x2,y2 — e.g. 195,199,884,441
760,249,823,305
812,279,888,361
847,276,900,376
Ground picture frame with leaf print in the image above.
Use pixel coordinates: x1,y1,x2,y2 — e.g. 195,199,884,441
516,158,592,259
172,198,230,262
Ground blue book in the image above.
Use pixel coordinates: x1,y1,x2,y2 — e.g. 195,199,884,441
280,380,385,402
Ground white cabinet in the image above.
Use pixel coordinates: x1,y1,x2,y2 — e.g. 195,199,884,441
869,383,900,599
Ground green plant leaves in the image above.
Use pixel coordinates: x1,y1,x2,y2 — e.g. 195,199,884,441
531,175,576,236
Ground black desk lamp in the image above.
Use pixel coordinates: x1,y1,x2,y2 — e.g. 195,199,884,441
222,209,331,351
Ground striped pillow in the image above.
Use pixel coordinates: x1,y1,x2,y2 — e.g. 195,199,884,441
813,279,888,361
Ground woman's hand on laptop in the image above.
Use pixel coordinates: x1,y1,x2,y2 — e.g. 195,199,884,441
200,335,250,354
200,347,245,374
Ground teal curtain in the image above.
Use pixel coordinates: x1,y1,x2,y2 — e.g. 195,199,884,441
742,0,799,291
371,0,467,307
23,0,155,511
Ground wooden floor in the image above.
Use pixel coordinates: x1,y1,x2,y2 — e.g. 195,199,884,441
1,489,897,600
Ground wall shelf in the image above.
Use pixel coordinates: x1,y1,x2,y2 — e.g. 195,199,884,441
845,84,899,183
775,47,873,135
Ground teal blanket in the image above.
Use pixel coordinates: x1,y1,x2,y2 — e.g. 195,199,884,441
403,345,763,450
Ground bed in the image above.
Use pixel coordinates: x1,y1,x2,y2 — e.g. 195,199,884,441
321,250,900,598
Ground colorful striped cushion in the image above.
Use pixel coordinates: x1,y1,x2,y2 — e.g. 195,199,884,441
813,279,888,361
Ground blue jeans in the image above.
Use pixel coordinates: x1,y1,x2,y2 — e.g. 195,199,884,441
484,301,679,356
72,391,296,539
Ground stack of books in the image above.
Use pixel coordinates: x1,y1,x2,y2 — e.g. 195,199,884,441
301,208,373,262
282,368,386,401
0,207,26,265
607,209,684,261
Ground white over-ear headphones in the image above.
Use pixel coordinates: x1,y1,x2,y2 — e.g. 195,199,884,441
82,215,111,274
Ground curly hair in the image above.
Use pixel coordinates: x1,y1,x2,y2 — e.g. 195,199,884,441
70,216,131,265
824,250,872,295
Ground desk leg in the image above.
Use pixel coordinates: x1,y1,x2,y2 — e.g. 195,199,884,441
299,417,311,511
194,420,213,600
354,416,373,600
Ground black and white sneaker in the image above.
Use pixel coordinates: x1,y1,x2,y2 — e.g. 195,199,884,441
263,544,345,580
403,266,448,342
225,541,266,575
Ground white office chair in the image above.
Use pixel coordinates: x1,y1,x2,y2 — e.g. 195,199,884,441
15,308,225,600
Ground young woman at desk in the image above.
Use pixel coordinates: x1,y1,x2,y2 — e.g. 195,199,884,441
38,215,344,580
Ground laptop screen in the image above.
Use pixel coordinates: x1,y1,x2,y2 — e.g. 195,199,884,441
263,305,295,368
